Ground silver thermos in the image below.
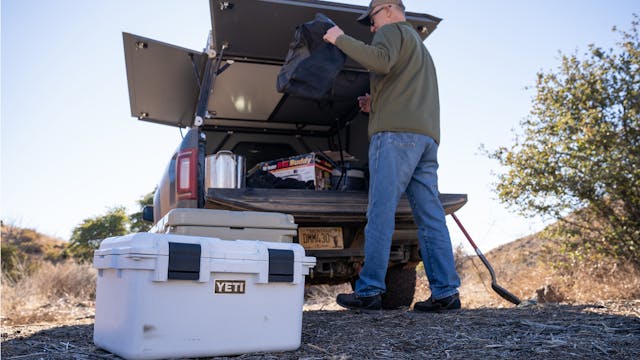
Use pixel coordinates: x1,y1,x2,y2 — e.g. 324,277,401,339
205,151,246,189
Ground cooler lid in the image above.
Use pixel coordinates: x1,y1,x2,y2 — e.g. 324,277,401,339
152,208,298,231
95,232,305,261
94,233,315,283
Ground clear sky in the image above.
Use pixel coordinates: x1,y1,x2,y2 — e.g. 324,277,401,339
1,0,637,251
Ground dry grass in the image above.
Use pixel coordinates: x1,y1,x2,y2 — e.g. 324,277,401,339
461,233,640,307
552,260,640,302
304,283,352,311
1,261,96,325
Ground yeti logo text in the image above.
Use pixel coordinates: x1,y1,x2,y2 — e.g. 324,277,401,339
214,280,246,294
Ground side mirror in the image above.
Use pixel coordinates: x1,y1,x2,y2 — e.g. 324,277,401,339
142,206,154,223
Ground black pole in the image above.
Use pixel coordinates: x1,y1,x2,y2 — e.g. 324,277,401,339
193,44,227,127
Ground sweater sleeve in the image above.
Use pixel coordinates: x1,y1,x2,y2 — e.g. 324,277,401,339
334,24,401,74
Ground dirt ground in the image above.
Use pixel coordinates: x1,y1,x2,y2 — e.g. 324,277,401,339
2,299,639,360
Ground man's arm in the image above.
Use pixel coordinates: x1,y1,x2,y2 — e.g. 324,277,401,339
324,25,400,75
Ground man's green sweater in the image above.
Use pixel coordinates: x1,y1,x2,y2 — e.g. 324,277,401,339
335,21,440,143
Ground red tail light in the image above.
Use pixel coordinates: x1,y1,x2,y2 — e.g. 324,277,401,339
176,149,197,200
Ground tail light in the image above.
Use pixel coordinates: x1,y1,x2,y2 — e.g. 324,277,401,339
176,149,197,200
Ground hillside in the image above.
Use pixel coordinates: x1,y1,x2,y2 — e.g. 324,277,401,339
1,224,96,326
1,223,68,280
452,232,640,307
1,223,67,256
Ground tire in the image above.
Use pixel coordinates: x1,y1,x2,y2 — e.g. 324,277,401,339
381,265,417,309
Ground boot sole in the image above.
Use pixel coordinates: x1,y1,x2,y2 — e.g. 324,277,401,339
342,306,383,314
336,301,382,314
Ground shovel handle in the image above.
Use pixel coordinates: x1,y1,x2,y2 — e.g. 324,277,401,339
450,212,521,305
451,213,479,250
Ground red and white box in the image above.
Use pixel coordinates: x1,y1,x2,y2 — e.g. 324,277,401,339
258,153,333,190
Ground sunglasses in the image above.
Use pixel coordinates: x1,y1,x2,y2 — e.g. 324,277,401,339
369,5,391,26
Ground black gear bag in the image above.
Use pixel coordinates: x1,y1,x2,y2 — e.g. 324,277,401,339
276,13,346,100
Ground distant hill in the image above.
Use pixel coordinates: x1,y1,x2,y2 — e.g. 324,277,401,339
1,223,68,280
1,223,67,257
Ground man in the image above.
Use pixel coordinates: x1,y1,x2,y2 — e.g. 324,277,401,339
323,0,461,312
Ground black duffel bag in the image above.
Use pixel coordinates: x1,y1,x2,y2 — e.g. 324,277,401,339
277,13,346,100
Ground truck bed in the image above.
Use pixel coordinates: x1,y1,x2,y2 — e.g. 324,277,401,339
205,188,467,222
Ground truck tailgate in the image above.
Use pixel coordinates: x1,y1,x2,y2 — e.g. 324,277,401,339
205,188,467,222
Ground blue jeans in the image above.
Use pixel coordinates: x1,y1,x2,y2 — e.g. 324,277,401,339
355,132,461,300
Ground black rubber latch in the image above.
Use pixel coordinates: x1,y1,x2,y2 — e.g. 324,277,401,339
268,249,294,282
168,242,201,280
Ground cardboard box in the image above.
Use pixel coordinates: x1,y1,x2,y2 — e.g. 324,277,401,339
93,233,316,359
258,153,332,190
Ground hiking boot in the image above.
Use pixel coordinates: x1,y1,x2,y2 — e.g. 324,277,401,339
336,293,382,312
413,293,461,312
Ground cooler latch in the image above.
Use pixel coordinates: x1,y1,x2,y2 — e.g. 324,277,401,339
168,242,201,280
268,249,294,282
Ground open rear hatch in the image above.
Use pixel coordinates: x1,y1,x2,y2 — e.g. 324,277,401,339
123,0,441,131
123,33,206,127
209,0,440,65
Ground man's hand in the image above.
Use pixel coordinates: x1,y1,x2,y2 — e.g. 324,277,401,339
358,93,371,113
323,26,344,45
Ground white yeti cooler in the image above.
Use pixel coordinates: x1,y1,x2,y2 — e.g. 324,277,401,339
149,208,297,243
93,233,316,360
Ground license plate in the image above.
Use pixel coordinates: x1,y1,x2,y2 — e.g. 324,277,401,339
298,227,344,250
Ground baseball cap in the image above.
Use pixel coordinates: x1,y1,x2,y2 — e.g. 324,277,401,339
356,0,406,26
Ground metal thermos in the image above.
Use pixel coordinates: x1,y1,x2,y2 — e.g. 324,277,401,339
205,151,246,189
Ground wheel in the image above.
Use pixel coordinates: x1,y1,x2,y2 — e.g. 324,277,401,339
348,264,417,309
381,264,416,309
